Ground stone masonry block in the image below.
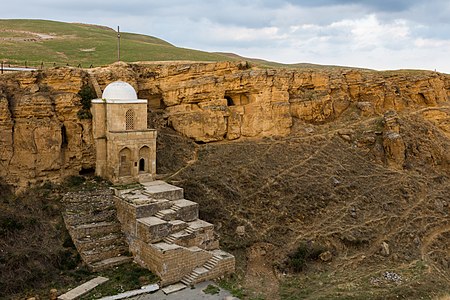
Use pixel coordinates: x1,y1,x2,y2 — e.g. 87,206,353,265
135,200,172,218
172,199,199,222
137,217,171,243
142,181,184,200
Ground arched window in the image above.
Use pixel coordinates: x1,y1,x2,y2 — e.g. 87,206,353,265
119,147,131,176
125,109,135,130
139,146,150,173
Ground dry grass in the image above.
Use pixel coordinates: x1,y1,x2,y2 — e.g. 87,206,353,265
157,111,450,299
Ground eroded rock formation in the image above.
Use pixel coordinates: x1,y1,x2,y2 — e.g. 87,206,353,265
0,61,449,189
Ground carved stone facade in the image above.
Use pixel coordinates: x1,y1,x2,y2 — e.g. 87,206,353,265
91,81,156,184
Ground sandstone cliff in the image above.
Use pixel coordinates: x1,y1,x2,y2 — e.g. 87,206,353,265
0,61,449,189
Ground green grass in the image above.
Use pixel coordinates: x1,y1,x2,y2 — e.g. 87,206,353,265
79,263,159,299
0,19,366,70
203,284,220,295
0,19,236,67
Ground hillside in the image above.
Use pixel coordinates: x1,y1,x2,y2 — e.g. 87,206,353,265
0,61,449,299
0,19,237,67
0,19,359,70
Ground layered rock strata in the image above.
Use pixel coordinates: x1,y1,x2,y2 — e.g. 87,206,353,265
0,62,449,188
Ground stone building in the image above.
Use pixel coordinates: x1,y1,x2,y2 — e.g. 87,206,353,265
88,80,234,288
91,81,156,184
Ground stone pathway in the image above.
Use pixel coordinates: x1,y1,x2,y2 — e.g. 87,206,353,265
129,281,239,300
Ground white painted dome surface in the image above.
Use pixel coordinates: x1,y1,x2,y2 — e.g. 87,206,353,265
102,81,137,100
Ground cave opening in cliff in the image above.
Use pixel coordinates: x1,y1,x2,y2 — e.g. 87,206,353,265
225,92,251,106
138,91,166,110
61,125,68,148
79,167,95,176
225,96,235,106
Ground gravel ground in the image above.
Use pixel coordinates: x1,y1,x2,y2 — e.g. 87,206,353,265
130,281,238,300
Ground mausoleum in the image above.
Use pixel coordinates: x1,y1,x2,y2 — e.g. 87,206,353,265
91,81,156,184
83,80,234,289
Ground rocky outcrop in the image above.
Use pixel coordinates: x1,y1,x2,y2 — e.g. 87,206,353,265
382,111,405,168
0,69,95,190
0,62,449,189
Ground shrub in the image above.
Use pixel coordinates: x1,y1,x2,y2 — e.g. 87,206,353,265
289,242,327,272
77,84,96,119
78,85,96,110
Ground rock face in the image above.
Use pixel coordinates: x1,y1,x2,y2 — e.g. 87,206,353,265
0,69,95,190
0,62,449,189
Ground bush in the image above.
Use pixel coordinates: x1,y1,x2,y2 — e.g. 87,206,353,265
78,85,96,110
64,175,86,187
77,85,95,120
289,242,327,272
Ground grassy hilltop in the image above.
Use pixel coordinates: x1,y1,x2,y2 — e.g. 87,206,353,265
0,19,238,67
0,19,354,69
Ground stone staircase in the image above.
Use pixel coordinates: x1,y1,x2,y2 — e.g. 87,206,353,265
115,181,235,287
181,254,222,285
62,188,133,272
87,71,103,98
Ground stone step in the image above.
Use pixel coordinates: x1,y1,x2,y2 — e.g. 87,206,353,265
170,199,198,222
65,200,115,211
171,204,182,210
192,267,208,275
89,73,103,98
76,232,126,252
186,220,215,234
162,230,192,245
64,209,117,226
70,222,122,239
163,236,177,244
81,244,129,264
133,199,172,219
180,271,200,286
89,256,134,272
58,276,109,300
137,217,171,243
142,180,184,200
154,209,177,221
168,220,188,233
180,279,192,286
204,262,216,270
162,220,218,250
210,255,222,263
185,227,195,234
161,283,186,295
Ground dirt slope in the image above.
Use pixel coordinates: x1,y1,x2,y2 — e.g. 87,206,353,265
157,104,450,298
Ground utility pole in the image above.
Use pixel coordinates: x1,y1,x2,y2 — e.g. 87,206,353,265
117,26,121,62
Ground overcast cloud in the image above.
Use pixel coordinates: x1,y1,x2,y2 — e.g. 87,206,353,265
2,0,450,72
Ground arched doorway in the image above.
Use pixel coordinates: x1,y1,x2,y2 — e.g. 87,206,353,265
119,147,132,176
139,146,150,173
139,158,145,172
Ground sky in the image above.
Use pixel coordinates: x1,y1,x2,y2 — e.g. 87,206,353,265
3,0,450,72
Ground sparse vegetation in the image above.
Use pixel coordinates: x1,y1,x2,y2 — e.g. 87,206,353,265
218,274,247,299
77,84,95,119
0,176,150,299
203,284,220,295
80,263,158,299
287,242,327,272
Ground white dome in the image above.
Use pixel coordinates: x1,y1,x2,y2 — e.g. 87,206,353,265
102,81,137,100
